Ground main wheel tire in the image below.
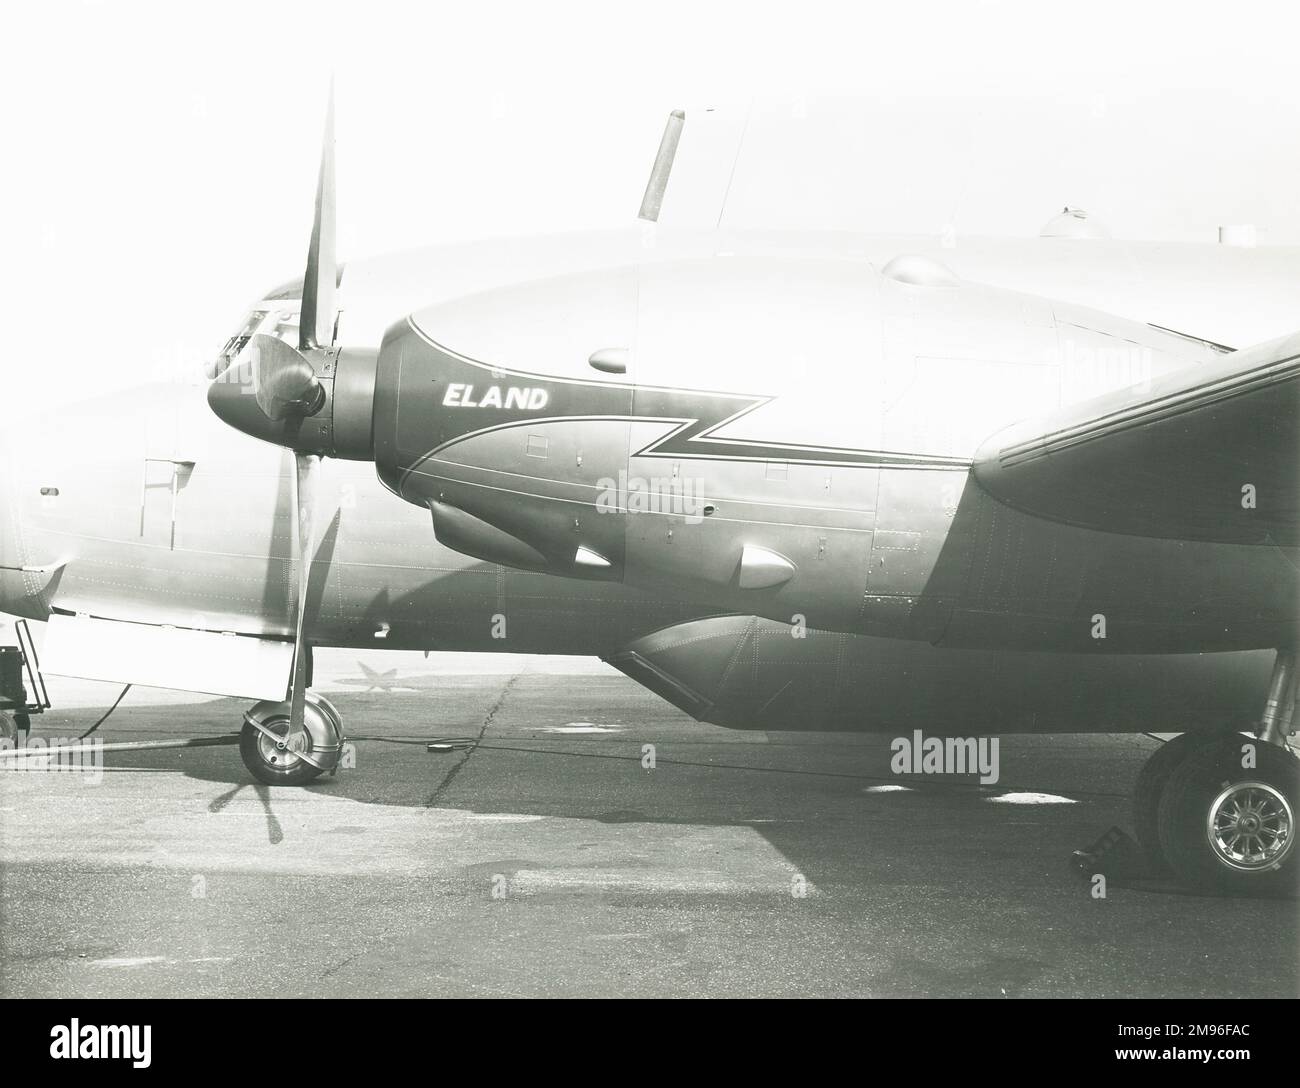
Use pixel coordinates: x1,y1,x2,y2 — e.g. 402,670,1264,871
1132,734,1205,872
239,714,326,786
1132,731,1243,873
1157,736,1298,896
0,710,17,745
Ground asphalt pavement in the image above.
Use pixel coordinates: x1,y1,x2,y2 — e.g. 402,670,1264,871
1,651,1296,998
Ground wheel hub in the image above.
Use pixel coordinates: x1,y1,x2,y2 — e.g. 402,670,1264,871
1206,781,1294,872
256,719,309,769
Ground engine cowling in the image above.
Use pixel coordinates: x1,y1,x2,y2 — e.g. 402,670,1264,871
371,266,639,579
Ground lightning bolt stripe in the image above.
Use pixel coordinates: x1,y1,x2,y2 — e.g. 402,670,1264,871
404,318,971,472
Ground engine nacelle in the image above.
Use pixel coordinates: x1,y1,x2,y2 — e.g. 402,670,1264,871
371,266,638,580
367,255,1220,638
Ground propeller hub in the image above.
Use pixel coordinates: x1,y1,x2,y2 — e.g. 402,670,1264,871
207,342,377,459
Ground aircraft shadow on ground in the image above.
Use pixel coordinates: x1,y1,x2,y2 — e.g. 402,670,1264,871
29,680,1262,907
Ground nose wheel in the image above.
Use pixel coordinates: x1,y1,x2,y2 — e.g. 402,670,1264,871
238,692,344,786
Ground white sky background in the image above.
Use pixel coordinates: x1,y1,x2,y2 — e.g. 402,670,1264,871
3,0,1300,408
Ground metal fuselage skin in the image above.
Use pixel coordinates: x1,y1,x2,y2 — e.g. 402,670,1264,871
1,229,1292,734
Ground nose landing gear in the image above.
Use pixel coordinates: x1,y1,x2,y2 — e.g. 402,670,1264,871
239,691,344,786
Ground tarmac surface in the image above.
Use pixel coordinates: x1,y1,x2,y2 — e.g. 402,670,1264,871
1,650,1297,998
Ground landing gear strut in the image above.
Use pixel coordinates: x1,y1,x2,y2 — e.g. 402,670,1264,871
238,691,345,786
1132,650,1298,895
237,449,341,788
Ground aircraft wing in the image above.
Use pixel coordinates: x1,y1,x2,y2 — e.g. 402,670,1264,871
972,333,1300,547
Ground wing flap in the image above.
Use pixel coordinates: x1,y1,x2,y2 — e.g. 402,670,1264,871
42,614,294,700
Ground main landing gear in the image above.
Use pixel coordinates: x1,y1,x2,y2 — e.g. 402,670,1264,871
238,691,345,786
1132,650,1298,895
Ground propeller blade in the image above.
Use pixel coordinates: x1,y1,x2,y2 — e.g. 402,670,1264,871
287,452,319,734
249,334,323,420
300,84,337,352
